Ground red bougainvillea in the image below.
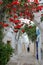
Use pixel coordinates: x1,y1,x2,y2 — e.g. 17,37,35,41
29,26,32,28
14,24,23,29
14,15,18,18
37,6,43,10
21,29,25,33
0,1,3,4
12,8,17,11
0,22,3,25
14,29,18,33
13,20,21,24
2,23,9,27
19,12,23,17
9,18,14,22
12,1,20,5
0,0,41,36
27,0,30,2
34,0,39,4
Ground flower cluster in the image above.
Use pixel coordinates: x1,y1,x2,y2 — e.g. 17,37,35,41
0,0,43,33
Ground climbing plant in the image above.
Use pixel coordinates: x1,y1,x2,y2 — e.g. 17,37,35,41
24,24,37,42
41,16,43,22
0,25,13,65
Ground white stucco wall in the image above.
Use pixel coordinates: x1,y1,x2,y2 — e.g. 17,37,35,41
3,27,16,49
18,32,30,55
33,11,41,24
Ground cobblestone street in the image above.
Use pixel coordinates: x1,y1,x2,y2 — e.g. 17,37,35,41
7,53,40,65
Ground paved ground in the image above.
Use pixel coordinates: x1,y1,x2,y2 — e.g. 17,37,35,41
7,53,40,65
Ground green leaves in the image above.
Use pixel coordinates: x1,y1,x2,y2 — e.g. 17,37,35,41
0,25,3,41
2,0,13,5
24,24,37,42
41,16,43,22
0,43,13,65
